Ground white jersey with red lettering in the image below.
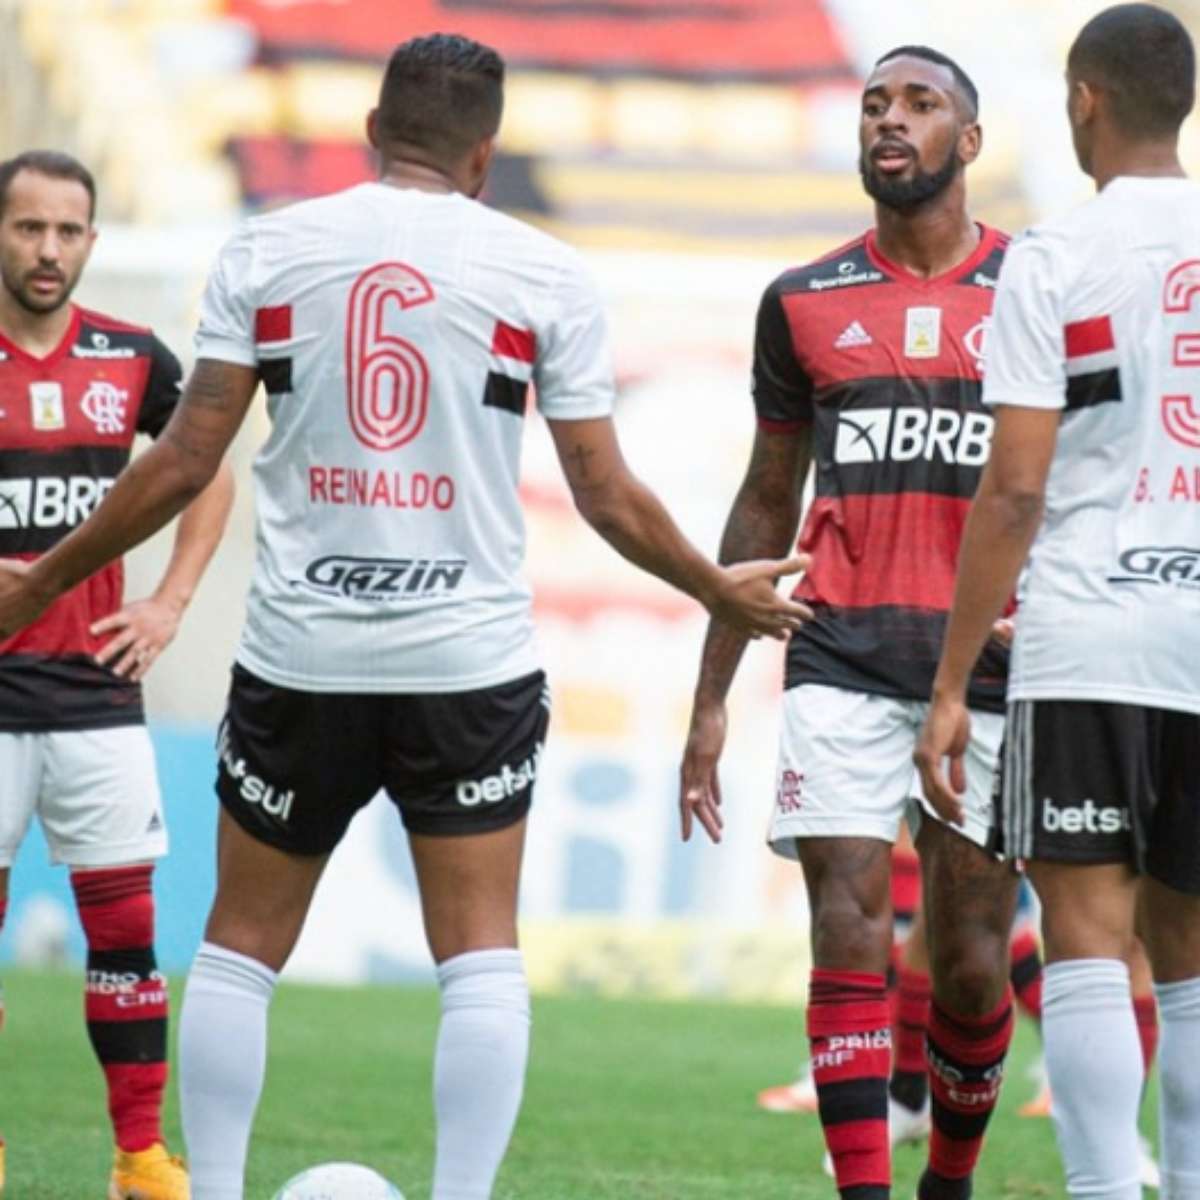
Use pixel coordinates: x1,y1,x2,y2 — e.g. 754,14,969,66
983,176,1200,714
195,182,614,692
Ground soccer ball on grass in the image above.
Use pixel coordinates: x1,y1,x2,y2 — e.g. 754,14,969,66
271,1162,405,1199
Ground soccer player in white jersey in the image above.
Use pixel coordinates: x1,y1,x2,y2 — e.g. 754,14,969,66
916,6,1200,1197
0,35,810,1200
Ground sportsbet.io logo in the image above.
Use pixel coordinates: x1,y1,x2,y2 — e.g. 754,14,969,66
834,407,993,467
300,555,467,601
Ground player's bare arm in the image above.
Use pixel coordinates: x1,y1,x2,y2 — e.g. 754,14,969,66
91,459,235,681
915,404,1060,822
0,359,257,638
547,414,811,640
681,425,812,843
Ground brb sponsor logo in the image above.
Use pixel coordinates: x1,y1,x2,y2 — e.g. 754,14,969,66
301,555,466,601
456,743,543,808
834,407,993,467
217,722,295,822
1110,545,1200,591
0,475,114,530
1041,797,1131,836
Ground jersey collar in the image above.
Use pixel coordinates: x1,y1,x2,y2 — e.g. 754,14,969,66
864,224,998,291
0,304,81,368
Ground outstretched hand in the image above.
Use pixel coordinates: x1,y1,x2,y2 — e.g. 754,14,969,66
708,554,812,640
680,699,728,843
914,694,972,827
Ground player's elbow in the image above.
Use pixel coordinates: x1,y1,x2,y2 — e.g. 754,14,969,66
573,484,627,541
985,483,1045,536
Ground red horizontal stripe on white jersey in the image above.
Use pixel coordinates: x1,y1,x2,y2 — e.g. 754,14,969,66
492,321,536,364
1065,315,1114,358
254,305,292,343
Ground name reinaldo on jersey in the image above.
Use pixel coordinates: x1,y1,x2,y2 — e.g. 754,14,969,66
0,475,115,529
834,407,994,466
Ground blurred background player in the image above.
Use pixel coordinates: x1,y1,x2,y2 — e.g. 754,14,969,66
918,5,1200,1196
0,150,233,1199
682,46,1021,1200
0,36,810,1200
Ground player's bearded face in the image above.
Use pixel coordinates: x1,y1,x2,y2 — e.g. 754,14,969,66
858,139,960,213
0,173,94,316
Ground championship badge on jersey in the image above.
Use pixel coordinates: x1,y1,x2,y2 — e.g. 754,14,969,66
29,381,65,430
904,307,942,359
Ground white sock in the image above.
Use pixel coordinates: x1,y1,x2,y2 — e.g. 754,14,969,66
1043,959,1142,1200
431,949,531,1200
1156,976,1200,1199
179,942,278,1200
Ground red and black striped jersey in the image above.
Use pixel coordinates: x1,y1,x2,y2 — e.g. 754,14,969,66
753,225,1009,711
0,306,182,731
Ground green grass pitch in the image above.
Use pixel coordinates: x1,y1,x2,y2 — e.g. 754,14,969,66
1,968,1154,1198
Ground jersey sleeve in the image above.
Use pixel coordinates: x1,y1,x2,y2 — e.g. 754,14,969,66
981,233,1068,411
533,256,616,421
193,224,258,368
752,279,813,429
136,336,184,437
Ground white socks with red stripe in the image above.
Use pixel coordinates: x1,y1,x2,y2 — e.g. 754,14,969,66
1156,975,1200,1199
1043,959,1143,1200
432,949,531,1200
179,942,278,1200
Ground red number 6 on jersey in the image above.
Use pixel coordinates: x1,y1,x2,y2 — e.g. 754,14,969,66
1162,259,1200,449
345,262,436,451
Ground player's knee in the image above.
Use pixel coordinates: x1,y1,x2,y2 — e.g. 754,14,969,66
204,903,302,973
810,891,891,971
931,932,1008,1015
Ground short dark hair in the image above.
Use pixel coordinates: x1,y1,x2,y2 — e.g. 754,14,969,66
0,150,96,221
1068,3,1195,138
874,45,980,120
376,33,505,167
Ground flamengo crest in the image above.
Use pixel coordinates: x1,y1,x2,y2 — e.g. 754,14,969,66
81,380,129,435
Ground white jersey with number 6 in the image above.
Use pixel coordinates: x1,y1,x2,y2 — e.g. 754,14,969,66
983,176,1200,714
195,182,614,692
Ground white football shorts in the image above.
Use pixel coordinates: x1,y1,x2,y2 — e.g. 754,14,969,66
768,684,1002,858
0,727,167,868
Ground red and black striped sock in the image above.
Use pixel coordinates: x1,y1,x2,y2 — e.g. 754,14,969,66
1134,992,1159,1075
808,969,891,1200
889,966,931,1113
919,991,1014,1200
1008,928,1043,1023
72,865,167,1153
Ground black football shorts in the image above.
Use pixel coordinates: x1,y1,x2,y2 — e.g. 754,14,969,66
215,664,550,855
999,698,1200,894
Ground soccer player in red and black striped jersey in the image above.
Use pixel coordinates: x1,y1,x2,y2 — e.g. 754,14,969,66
681,48,1020,1200
0,151,233,1199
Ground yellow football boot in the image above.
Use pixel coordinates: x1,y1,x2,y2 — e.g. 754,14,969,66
108,1143,189,1200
